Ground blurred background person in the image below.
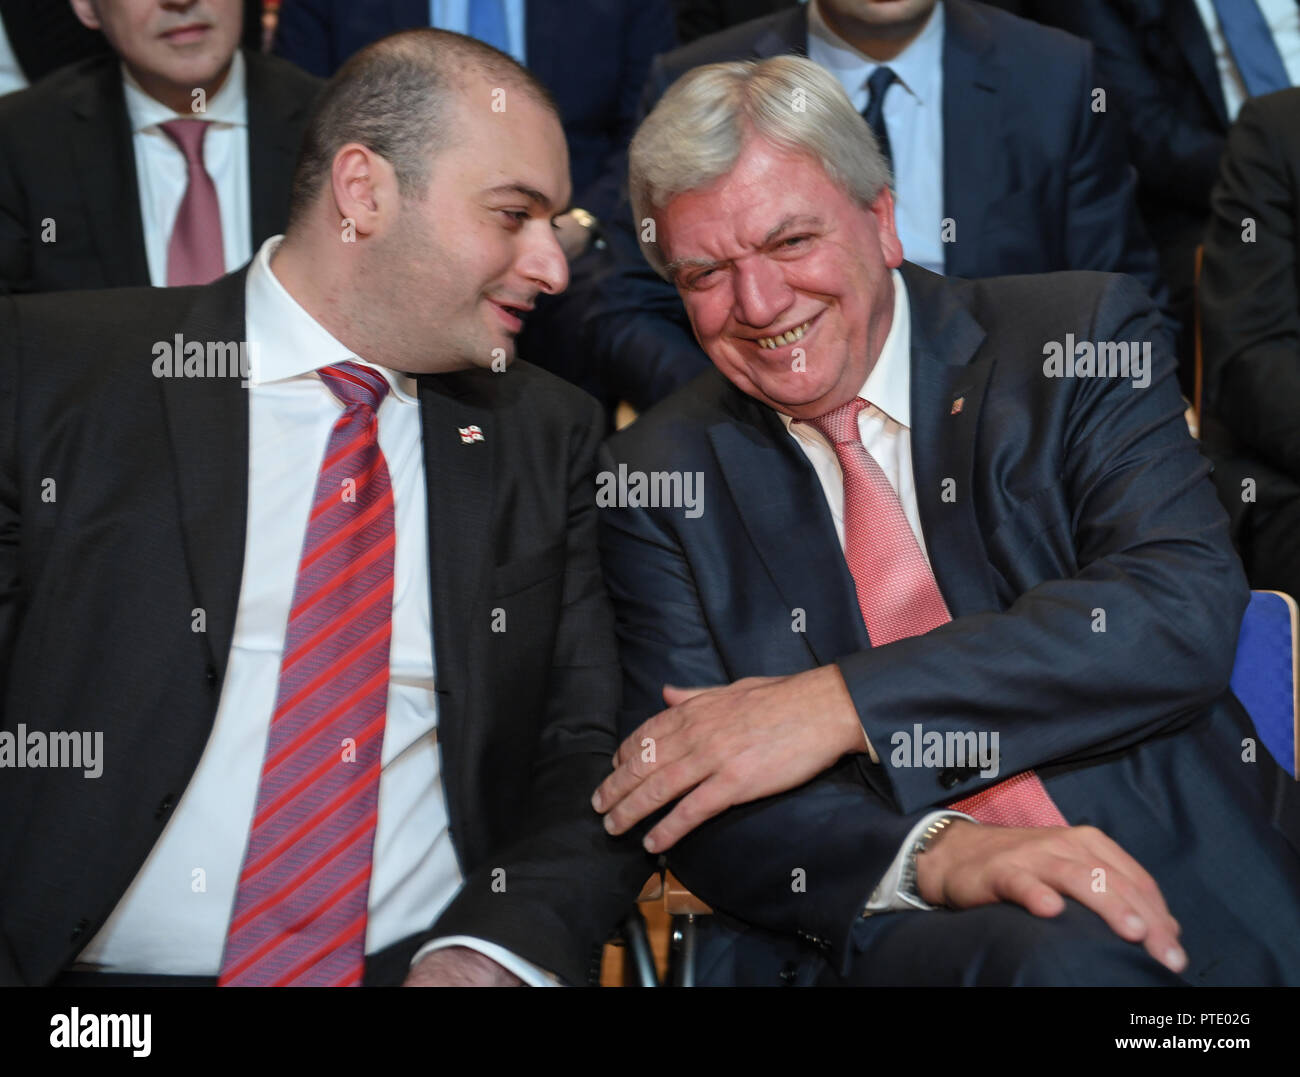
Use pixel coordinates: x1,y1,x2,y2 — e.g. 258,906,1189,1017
1200,87,1300,602
0,0,319,294
0,0,111,96
272,0,677,407
585,0,1171,413
1038,1,1300,396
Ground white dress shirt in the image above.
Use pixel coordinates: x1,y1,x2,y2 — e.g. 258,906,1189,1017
122,50,252,287
780,270,972,912
0,14,27,98
76,237,550,984
808,0,946,274
1193,0,1300,122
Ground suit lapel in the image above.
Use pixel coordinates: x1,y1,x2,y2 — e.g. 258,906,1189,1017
65,59,149,287
708,389,869,662
941,0,1001,279
245,51,314,249
156,272,251,683
900,262,1000,618
416,371,495,706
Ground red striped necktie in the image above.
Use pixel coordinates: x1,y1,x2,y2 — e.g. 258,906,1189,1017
219,362,396,987
802,398,1066,828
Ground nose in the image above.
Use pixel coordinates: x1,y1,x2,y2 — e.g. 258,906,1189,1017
517,221,570,297
732,255,793,331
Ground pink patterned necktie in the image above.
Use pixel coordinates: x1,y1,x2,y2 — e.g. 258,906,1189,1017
219,363,395,987
159,118,226,286
803,398,1066,828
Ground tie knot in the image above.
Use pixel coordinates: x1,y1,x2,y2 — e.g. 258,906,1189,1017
159,118,211,164
802,397,868,447
318,362,390,411
866,66,897,103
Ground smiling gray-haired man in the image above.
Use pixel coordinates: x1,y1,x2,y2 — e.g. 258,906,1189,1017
593,54,1300,986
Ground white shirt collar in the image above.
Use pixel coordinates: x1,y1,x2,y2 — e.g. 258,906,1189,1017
807,0,944,106
244,235,420,404
122,48,248,133
779,267,911,434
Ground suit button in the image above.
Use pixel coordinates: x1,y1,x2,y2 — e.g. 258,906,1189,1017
779,961,798,985
939,769,961,789
155,793,177,819
205,664,218,687
69,918,89,942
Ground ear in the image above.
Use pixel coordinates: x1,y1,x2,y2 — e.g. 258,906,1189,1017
329,143,399,241
68,0,101,32
868,186,904,268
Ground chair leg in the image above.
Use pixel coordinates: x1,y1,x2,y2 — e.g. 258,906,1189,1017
620,909,660,987
669,914,699,987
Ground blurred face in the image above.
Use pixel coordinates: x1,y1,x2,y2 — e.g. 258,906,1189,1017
70,0,243,111
658,137,903,420
816,0,939,31
376,86,571,373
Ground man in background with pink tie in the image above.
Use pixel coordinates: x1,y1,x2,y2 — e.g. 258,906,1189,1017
0,0,320,294
0,29,650,987
594,55,1300,986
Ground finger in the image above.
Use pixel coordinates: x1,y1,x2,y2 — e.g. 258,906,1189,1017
1037,852,1186,974
595,725,691,813
988,868,1067,919
642,775,737,853
663,684,714,706
1072,826,1180,935
603,756,708,835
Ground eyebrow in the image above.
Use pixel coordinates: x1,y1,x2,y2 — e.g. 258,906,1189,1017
664,214,826,281
483,183,566,215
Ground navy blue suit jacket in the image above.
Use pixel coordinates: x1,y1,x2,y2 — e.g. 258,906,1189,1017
271,0,676,222
598,263,1300,980
585,0,1171,411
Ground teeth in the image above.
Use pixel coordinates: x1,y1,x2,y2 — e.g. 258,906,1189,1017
757,320,811,349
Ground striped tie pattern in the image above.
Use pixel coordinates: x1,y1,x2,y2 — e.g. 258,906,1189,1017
219,362,395,987
803,398,1066,827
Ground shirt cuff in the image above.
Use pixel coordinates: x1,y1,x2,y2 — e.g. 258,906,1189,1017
409,936,561,986
862,811,977,915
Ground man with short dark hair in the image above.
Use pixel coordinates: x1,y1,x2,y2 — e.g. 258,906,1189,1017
0,0,320,294
0,28,649,987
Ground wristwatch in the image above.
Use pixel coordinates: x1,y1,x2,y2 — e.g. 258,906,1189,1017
568,207,606,251
898,815,960,908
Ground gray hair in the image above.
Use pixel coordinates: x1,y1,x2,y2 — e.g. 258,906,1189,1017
628,54,891,279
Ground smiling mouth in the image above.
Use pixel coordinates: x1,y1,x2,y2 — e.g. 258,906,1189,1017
756,317,815,350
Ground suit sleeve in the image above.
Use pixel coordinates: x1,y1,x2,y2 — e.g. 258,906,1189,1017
1062,39,1174,338
427,394,654,985
582,58,714,411
570,1,676,223
271,0,336,78
1200,95,1300,480
597,442,932,972
841,276,1249,813
1050,0,1224,212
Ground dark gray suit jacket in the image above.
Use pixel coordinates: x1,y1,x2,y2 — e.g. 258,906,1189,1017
0,271,651,986
0,50,321,294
